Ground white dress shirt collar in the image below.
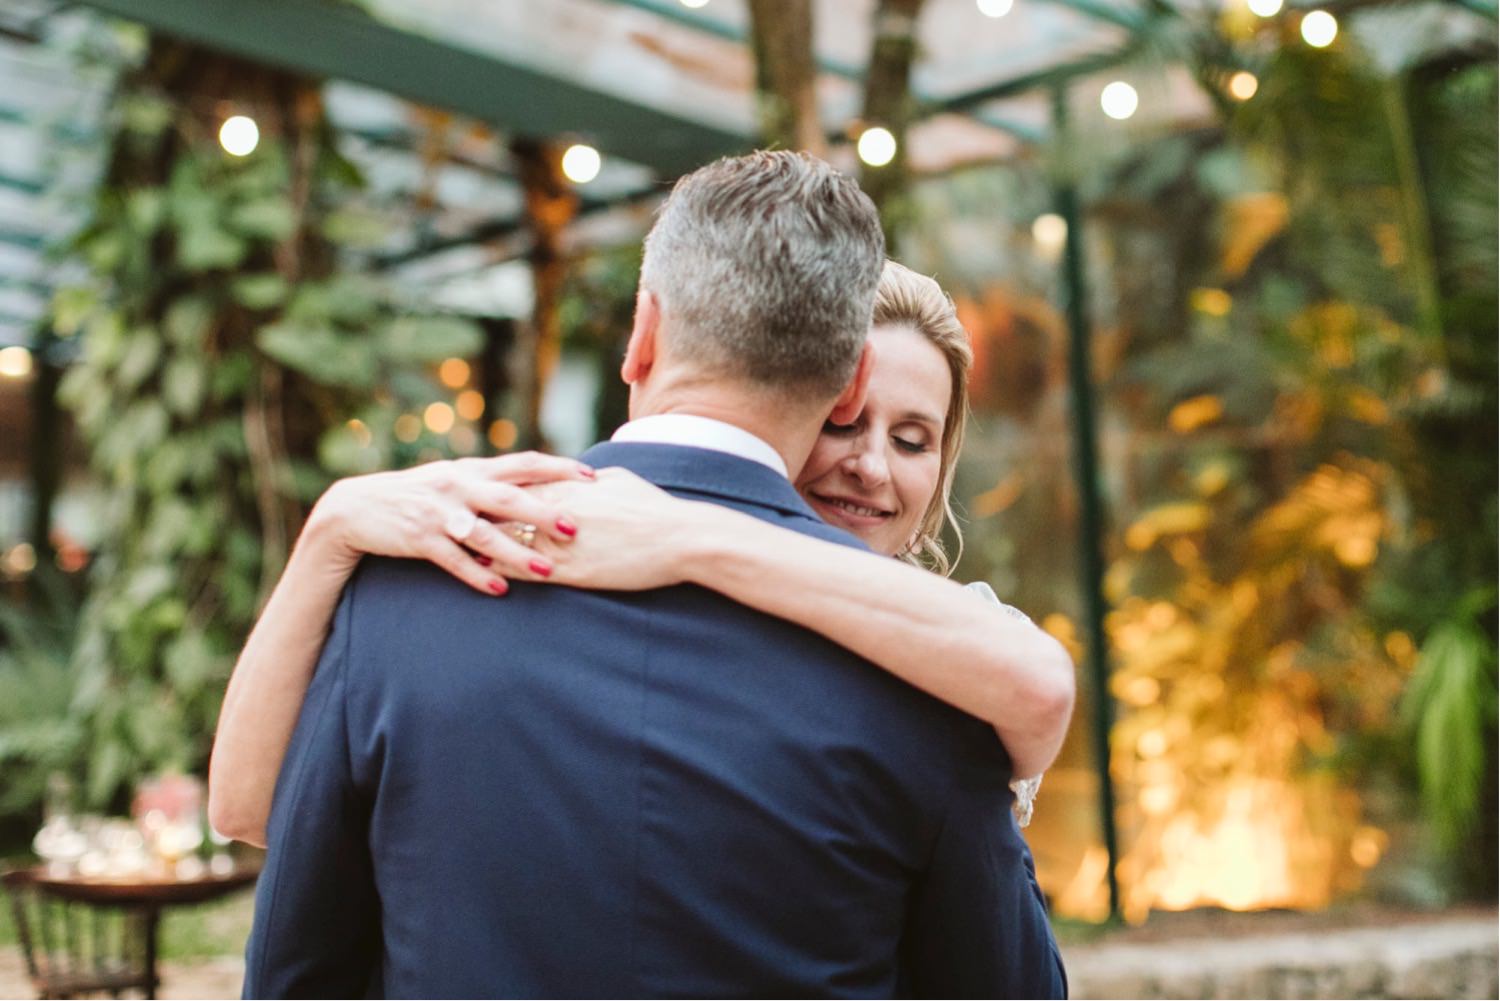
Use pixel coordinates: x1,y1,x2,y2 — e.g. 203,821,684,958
609,414,789,478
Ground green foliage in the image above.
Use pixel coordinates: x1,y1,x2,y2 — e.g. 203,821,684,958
26,38,488,821
1401,590,1499,853
0,577,87,824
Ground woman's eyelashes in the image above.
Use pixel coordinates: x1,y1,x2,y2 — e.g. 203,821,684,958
821,418,931,454
892,436,929,454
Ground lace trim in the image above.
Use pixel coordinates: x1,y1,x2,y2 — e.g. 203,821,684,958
1010,774,1042,828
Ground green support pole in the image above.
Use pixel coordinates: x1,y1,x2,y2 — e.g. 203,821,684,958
1051,85,1122,923
26,323,62,582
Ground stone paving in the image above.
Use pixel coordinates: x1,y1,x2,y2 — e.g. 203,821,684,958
1062,912,1499,1000
1,911,1494,999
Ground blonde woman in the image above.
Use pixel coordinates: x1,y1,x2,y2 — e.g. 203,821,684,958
211,262,1072,847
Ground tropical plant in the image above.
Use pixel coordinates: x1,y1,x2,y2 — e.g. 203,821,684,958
43,32,482,813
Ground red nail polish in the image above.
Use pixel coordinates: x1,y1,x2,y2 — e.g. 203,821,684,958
475,554,492,567
529,559,552,578
488,579,508,595
556,518,577,537
579,464,596,478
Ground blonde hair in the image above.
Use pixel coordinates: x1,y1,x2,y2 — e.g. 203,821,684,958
872,261,974,577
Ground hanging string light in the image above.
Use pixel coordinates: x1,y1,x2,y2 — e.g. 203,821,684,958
561,144,602,184
1228,71,1259,101
1247,0,1283,17
218,115,259,156
1300,9,1338,46
1100,81,1139,120
976,0,1014,17
857,126,897,167
0,345,33,378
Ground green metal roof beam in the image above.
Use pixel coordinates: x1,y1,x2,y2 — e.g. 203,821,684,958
926,42,1141,114
79,0,750,177
601,0,1047,142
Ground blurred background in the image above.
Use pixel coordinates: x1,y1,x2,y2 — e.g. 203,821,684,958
0,0,1494,996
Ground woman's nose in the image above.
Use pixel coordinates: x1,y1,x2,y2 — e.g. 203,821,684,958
840,441,890,486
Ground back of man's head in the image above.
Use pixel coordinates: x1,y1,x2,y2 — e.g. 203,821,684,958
640,150,885,399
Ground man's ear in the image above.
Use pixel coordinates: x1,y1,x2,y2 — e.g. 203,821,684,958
621,289,659,385
827,341,876,426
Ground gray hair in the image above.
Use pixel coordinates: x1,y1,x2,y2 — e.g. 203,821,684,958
640,150,885,398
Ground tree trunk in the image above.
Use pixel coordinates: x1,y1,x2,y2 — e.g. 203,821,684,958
859,0,926,250
746,0,825,154
511,138,579,450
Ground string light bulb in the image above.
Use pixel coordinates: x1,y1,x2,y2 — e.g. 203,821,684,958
857,126,897,167
680,0,709,7
218,115,259,156
561,144,601,184
0,345,32,378
1228,71,1259,101
976,0,1014,16
1301,9,1338,46
1100,81,1139,121
1247,0,1282,16
1031,213,1068,261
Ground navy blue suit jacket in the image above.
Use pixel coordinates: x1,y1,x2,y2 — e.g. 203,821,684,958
243,442,1065,999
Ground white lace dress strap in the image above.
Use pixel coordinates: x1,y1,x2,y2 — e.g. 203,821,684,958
964,580,1044,828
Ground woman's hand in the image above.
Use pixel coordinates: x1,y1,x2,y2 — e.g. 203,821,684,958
528,468,709,592
306,452,595,595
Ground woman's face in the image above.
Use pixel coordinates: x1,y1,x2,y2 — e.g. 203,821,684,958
795,323,951,557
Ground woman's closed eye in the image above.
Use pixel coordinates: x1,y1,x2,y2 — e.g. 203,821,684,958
892,435,929,454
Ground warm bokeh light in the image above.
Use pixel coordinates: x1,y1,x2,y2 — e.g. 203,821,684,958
1030,213,1068,260
1301,10,1338,47
438,357,471,388
0,345,33,378
2,542,36,576
856,127,897,167
394,413,423,443
1100,81,1139,120
1247,0,1282,16
488,418,519,450
1228,71,1259,101
456,389,486,422
976,0,1014,16
346,418,372,448
680,0,709,7
424,402,456,434
561,144,601,184
218,115,260,156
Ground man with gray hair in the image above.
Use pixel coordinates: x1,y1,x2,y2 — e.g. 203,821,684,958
244,150,1060,998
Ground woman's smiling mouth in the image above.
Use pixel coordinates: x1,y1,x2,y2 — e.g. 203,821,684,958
809,492,893,524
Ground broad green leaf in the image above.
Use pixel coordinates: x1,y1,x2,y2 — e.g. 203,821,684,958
118,93,174,137
177,224,246,272
116,327,162,391
126,189,166,236
231,273,289,311
162,355,206,417
164,295,214,349
257,321,377,388
227,196,297,242
379,315,484,364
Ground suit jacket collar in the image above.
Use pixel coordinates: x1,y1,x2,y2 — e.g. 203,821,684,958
579,441,824,524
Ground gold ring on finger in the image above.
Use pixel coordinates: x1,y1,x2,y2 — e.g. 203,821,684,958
511,522,537,548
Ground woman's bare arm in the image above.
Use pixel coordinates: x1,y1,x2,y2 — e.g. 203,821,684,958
538,471,1076,779
207,454,592,846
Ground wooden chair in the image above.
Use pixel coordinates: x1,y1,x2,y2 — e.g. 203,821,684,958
1,869,157,999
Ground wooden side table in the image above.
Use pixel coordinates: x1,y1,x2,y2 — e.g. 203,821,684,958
3,861,261,999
